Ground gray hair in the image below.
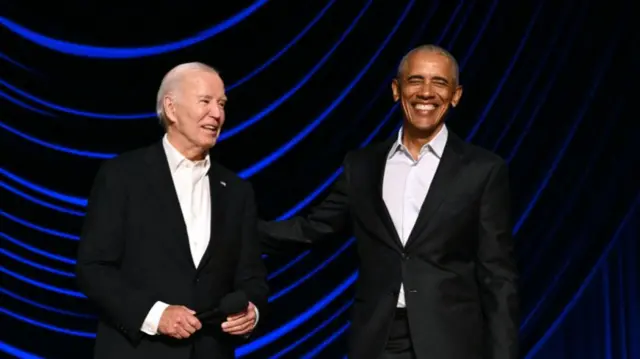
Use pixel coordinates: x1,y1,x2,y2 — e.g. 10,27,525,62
396,44,460,85
156,62,219,129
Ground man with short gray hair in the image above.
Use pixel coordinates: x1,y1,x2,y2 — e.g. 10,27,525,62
77,62,268,359
260,44,519,359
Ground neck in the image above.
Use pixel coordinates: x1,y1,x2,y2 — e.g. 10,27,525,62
166,131,207,161
401,122,444,160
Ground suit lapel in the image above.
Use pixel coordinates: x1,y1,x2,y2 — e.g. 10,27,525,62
145,142,195,271
368,139,405,252
404,132,465,250
195,162,228,273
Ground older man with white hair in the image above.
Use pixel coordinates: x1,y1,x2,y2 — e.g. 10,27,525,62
77,63,268,359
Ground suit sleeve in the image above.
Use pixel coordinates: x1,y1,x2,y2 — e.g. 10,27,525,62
476,160,519,359
259,159,352,254
234,183,269,318
76,161,156,344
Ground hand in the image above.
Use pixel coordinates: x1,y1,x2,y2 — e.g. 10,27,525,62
158,305,202,339
221,302,257,336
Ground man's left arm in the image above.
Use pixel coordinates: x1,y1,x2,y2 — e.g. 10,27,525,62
222,183,269,336
476,160,519,359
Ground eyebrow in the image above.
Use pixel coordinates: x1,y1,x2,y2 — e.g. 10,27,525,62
198,95,227,101
406,74,450,84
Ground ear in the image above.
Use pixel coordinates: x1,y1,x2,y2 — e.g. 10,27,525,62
451,85,463,107
163,95,178,125
391,79,400,102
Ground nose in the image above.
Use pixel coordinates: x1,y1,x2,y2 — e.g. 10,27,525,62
418,82,434,98
208,103,222,119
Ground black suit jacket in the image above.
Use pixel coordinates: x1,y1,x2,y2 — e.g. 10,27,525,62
260,131,519,359
76,141,268,359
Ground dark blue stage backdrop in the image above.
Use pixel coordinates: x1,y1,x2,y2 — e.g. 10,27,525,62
0,0,638,358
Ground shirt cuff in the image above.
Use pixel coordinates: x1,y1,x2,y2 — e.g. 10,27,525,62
140,301,169,335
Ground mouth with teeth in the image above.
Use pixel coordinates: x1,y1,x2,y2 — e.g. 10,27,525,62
412,102,439,114
201,124,219,136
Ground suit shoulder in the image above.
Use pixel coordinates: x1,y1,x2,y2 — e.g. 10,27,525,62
460,141,506,168
95,145,152,177
344,140,391,163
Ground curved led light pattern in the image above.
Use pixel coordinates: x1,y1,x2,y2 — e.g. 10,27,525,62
0,0,269,58
239,0,416,178
0,210,80,240
0,121,116,159
1,0,637,358
0,0,333,121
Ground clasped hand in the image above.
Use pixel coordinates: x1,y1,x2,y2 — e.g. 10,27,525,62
221,302,257,336
158,305,202,339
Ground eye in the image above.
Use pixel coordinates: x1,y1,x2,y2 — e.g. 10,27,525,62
200,99,210,104
218,101,226,108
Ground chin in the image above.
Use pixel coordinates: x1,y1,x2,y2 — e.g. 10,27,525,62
410,119,441,132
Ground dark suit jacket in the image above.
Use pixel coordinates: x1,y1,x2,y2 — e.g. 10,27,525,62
76,141,268,359
260,131,519,359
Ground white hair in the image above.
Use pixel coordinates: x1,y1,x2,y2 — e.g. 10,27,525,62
155,62,219,129
397,44,460,85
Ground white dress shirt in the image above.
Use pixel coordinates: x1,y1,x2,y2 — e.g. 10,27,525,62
382,125,448,308
140,135,212,335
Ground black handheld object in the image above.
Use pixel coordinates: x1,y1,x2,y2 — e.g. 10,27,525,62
196,291,248,325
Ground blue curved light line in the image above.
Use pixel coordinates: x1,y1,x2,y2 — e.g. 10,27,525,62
0,181,85,216
490,0,571,151
0,51,33,72
276,102,399,221
505,2,587,164
301,322,350,359
0,340,43,359
269,237,355,302
0,287,94,318
236,271,357,356
459,0,498,70
521,96,623,279
0,79,150,120
0,210,80,240
0,266,85,298
0,307,94,337
238,0,416,178
465,0,545,141
524,198,638,359
227,0,337,91
267,251,310,280
0,120,116,159
0,0,268,58
219,0,373,140
513,18,619,235
0,0,333,121
446,0,477,49
0,167,87,207
1,248,75,277
270,300,353,359
0,271,358,344
0,89,55,117
1,232,77,265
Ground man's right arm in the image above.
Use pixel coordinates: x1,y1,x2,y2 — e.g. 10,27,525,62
259,159,352,253
76,161,162,343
